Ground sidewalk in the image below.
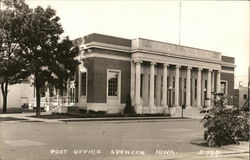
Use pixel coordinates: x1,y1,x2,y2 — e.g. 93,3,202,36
0,112,194,123
0,112,59,123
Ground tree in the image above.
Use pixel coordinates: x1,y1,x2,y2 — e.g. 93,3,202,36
201,93,249,147
0,0,29,113
9,0,80,117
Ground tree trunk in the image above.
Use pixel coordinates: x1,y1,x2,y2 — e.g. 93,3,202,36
35,71,41,117
35,85,41,117
1,82,8,113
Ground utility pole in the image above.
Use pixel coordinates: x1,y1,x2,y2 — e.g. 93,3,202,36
178,2,182,45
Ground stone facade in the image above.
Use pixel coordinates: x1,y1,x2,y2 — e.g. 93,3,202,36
73,33,236,115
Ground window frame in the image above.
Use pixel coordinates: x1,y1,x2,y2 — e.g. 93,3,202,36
107,69,121,99
220,80,228,95
80,71,87,97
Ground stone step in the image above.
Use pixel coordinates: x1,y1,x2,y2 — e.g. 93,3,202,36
173,107,204,119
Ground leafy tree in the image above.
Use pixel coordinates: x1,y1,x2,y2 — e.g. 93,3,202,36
0,0,29,113
8,0,80,116
201,93,249,147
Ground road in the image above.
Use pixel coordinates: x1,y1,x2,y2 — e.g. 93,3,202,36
0,119,248,160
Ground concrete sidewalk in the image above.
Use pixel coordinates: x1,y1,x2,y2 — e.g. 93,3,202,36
0,112,59,122
0,112,194,123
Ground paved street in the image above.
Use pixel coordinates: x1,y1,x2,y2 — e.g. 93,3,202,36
0,117,249,160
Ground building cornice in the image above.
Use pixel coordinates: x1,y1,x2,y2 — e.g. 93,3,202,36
84,42,131,53
221,61,236,68
131,49,222,65
81,52,131,61
82,40,235,69
83,42,223,65
221,70,234,74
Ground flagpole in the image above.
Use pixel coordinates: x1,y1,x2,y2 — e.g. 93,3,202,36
178,2,182,45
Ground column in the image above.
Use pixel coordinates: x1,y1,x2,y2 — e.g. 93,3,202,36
216,70,221,93
216,70,221,100
211,71,214,93
130,62,135,106
162,64,168,109
207,69,212,107
174,65,180,107
211,71,214,106
181,72,185,105
169,72,173,107
135,61,142,113
186,66,191,107
149,62,156,113
197,68,202,107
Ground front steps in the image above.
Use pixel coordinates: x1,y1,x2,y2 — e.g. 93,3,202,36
172,107,205,119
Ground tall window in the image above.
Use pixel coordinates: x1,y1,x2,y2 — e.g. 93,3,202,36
161,76,163,100
81,72,87,96
167,76,170,88
140,74,143,97
154,75,157,97
195,79,197,99
108,71,119,96
205,80,207,89
173,77,175,88
184,78,186,89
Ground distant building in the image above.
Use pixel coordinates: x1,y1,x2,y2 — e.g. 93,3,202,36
235,75,248,88
0,82,33,109
234,85,248,108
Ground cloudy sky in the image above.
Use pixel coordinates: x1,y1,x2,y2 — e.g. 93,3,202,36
26,0,249,78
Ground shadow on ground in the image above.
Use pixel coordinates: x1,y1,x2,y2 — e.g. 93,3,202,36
190,138,210,148
0,117,28,121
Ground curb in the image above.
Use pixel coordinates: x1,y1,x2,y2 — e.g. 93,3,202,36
0,113,198,122
58,116,193,122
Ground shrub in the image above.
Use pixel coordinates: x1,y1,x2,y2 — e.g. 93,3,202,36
201,93,249,147
79,109,87,114
88,110,106,114
241,100,249,113
123,94,136,114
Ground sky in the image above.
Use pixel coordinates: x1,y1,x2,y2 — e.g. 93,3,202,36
26,0,249,78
